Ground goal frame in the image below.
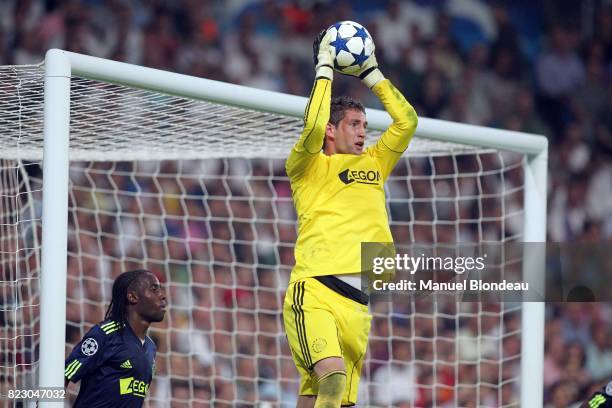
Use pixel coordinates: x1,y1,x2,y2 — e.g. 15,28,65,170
39,49,548,407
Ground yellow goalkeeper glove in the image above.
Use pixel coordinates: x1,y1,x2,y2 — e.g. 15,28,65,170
313,29,334,81
357,52,385,89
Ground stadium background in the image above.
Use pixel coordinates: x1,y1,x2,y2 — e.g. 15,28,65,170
1,0,611,407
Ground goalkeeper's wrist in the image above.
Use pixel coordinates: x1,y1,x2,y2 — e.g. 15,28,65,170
360,68,385,88
315,65,333,81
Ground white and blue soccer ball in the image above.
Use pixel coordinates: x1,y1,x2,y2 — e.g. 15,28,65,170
327,21,375,75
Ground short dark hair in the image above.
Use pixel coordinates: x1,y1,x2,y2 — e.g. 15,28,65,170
104,269,150,329
329,96,365,127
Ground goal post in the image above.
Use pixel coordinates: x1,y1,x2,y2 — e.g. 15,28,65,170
22,48,548,406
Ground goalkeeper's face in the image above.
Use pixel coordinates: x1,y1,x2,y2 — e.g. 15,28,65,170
328,108,367,155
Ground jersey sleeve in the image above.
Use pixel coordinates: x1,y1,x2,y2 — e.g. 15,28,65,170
585,381,612,408
64,323,112,383
366,79,418,181
285,78,331,180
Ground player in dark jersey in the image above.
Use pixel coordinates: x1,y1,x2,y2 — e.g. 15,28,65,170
65,269,167,407
583,381,612,408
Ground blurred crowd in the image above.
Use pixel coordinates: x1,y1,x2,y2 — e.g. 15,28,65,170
1,0,611,407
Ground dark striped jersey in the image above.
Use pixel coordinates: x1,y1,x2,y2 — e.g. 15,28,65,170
65,320,157,408
586,381,612,407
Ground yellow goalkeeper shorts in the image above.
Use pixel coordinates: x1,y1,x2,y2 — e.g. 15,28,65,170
283,277,372,406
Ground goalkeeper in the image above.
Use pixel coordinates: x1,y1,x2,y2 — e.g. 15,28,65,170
283,28,418,407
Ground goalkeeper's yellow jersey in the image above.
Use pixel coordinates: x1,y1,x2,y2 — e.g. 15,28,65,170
286,78,418,283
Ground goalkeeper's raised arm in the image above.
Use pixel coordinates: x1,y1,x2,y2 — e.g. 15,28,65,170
285,29,334,180
283,24,418,408
360,55,419,179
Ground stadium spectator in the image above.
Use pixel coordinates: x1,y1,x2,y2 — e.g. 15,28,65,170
371,340,419,406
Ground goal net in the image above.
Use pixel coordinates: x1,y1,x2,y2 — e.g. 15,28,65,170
0,59,543,407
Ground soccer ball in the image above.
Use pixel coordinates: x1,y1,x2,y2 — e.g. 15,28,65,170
327,21,375,75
